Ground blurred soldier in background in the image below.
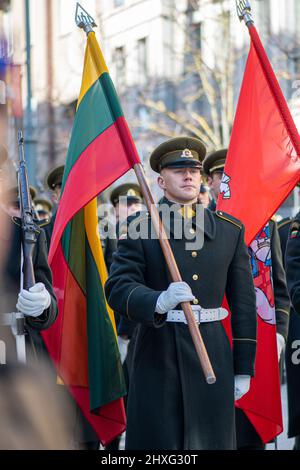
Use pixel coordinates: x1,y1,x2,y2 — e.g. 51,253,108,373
34,196,53,222
284,208,300,450
44,165,65,249
0,182,58,362
198,183,210,209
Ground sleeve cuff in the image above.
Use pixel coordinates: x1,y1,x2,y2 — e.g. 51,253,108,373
127,285,164,327
232,339,257,376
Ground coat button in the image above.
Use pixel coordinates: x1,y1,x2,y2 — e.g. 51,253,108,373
192,274,199,281
193,298,199,305
191,251,197,258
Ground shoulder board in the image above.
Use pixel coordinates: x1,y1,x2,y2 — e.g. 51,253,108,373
215,210,242,229
277,217,292,230
290,219,300,239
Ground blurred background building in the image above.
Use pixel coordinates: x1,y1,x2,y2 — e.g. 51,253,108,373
0,0,299,213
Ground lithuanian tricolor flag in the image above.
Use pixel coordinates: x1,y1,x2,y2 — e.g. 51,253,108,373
42,31,141,445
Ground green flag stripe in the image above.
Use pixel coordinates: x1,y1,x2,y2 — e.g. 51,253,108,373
62,73,123,192
61,210,86,295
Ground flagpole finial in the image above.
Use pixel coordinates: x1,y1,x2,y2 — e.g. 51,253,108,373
75,3,97,35
236,0,254,26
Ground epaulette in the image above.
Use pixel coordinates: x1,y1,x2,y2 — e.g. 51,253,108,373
215,210,242,229
290,218,300,239
277,217,292,230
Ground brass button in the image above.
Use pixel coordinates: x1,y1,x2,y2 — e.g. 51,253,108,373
191,251,197,258
193,298,199,305
192,274,199,281
189,228,195,235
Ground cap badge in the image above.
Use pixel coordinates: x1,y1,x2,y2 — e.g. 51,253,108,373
181,148,193,159
127,189,137,197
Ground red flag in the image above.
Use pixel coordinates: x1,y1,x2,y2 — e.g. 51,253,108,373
218,25,300,443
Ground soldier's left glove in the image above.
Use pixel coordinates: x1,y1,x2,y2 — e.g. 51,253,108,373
17,282,51,318
234,375,251,401
276,333,285,361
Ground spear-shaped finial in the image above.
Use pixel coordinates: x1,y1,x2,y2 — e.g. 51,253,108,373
75,3,97,35
236,0,254,26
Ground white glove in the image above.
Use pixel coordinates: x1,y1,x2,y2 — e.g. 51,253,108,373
234,375,251,401
276,333,285,361
155,282,195,314
17,282,51,318
118,336,129,364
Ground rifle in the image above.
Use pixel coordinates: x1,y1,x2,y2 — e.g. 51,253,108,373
15,130,40,362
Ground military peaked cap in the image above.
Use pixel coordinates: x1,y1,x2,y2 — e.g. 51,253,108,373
150,136,206,173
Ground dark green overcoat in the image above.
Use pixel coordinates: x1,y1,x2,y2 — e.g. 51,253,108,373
105,198,257,450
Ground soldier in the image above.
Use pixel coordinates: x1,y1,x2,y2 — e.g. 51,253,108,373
0,185,58,361
285,210,300,450
110,183,143,342
34,197,53,222
105,136,257,450
203,149,290,450
110,183,144,238
44,165,65,249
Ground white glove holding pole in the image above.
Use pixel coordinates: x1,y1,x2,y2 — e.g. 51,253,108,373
155,282,195,314
17,282,51,318
276,333,285,361
234,375,251,401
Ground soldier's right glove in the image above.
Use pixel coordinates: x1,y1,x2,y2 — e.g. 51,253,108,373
155,282,195,314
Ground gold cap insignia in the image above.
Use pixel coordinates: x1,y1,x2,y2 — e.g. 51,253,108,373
127,189,138,197
181,148,193,159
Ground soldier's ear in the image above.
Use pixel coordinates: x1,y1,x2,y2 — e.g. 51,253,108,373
157,175,166,190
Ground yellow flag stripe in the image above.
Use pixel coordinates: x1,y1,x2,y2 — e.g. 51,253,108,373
77,32,109,109
84,199,117,337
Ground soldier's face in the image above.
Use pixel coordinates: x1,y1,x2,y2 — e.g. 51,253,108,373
158,167,201,204
115,201,142,223
51,184,62,205
208,172,222,201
